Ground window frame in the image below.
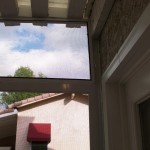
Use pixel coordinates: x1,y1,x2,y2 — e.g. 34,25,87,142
0,19,101,150
31,142,48,150
0,21,91,80
0,19,96,93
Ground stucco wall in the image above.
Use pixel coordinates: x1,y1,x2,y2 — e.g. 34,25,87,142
99,0,149,73
15,94,89,150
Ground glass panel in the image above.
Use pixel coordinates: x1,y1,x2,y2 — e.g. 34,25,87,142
0,92,90,150
0,22,90,79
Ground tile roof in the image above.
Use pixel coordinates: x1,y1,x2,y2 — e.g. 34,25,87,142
0,93,63,115
0,93,87,115
0,108,14,115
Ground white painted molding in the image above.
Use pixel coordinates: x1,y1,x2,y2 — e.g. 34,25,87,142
90,0,115,38
102,3,150,82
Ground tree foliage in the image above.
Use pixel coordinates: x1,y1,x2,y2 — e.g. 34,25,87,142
1,66,46,104
1,92,40,104
14,66,34,77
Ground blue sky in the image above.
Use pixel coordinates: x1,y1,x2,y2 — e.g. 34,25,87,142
0,23,90,79
14,28,45,51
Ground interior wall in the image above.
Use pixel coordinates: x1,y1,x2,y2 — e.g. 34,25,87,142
98,0,149,73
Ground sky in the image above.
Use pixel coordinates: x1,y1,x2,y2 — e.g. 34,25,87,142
0,23,90,79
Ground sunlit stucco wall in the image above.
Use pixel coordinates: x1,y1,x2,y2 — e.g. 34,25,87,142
15,94,90,150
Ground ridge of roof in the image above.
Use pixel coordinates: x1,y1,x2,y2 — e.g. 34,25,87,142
8,93,63,109
1,93,87,115
0,108,14,115
0,93,64,115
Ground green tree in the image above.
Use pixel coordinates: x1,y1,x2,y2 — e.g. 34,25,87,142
1,66,46,104
1,91,40,104
14,66,34,77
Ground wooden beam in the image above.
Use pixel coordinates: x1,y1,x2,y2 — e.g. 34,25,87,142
68,0,87,19
66,23,84,28
4,21,20,26
0,0,18,17
31,0,48,17
90,0,115,38
33,22,47,26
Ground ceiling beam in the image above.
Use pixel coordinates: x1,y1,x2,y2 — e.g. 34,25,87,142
31,0,48,17
0,0,18,17
90,0,115,38
48,7,67,18
4,21,20,26
68,0,87,19
33,22,47,26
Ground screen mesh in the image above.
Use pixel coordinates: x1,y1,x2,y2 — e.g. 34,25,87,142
0,22,90,79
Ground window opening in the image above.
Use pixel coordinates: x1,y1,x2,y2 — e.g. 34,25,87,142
31,142,47,150
0,92,90,150
0,22,90,80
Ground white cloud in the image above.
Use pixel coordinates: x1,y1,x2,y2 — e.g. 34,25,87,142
0,23,90,79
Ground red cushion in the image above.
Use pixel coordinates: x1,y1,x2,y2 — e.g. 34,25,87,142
27,123,51,142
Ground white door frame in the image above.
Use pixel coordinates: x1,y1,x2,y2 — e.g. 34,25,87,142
102,3,150,150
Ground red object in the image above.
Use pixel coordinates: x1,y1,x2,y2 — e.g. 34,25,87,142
27,123,51,142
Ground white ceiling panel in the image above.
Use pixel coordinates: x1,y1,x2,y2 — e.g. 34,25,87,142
48,7,68,18
0,0,88,20
48,0,68,18
18,0,32,17
18,5,32,17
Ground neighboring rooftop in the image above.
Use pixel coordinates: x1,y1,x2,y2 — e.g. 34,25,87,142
0,92,88,115
0,93,63,115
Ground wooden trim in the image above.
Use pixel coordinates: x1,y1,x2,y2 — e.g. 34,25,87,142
31,0,48,17
0,0,18,17
90,0,115,38
68,0,87,19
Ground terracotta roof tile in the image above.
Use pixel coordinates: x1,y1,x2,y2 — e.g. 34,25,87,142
42,93,50,98
35,95,43,100
14,101,22,107
21,99,28,105
0,108,14,115
8,104,15,109
1,93,64,115
27,97,35,103
16,93,63,107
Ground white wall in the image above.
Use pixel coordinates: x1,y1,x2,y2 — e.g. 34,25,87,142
15,95,90,150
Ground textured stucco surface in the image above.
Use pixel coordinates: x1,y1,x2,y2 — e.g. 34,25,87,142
15,94,89,150
99,0,149,73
